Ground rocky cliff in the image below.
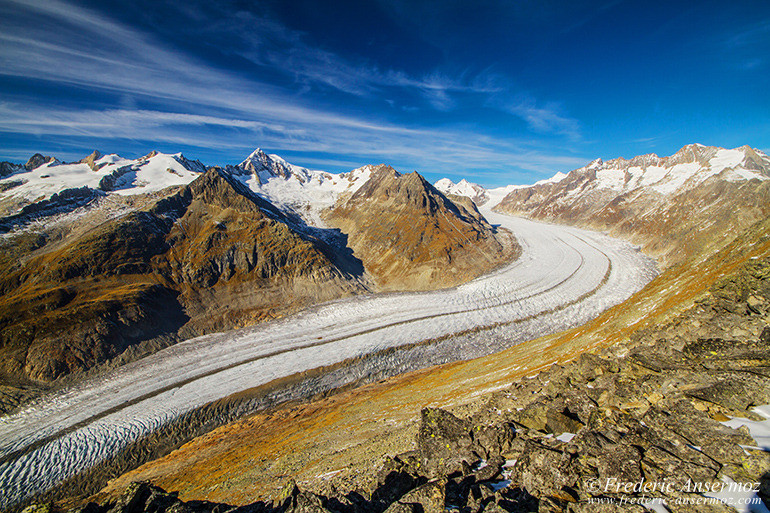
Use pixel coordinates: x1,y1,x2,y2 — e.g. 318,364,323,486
325,165,518,291
496,144,770,267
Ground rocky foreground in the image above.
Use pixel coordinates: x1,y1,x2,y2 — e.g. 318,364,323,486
30,238,770,513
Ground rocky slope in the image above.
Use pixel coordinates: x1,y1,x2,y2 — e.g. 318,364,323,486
495,144,770,267
39,231,770,513
0,167,367,390
325,165,518,291
77,198,770,513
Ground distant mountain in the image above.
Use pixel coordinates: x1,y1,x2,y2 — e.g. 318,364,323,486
434,178,490,205
495,144,770,266
325,165,517,291
434,173,570,209
229,148,372,227
0,150,205,202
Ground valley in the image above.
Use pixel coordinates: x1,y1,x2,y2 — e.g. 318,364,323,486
1,143,768,512
0,207,656,507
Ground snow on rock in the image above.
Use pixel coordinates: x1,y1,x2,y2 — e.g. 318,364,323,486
534,171,569,186
433,178,489,205
484,185,522,209
0,151,207,205
434,171,567,210
567,144,770,197
232,149,372,226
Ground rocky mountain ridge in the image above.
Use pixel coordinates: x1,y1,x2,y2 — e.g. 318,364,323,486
493,144,770,267
0,167,368,387
0,149,513,395
0,151,206,213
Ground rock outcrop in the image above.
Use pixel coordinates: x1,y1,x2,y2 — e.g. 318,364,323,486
325,165,517,291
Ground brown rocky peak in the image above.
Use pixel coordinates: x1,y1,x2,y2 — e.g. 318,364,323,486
348,165,456,216
24,153,56,170
80,150,104,171
325,164,515,291
182,167,282,219
736,145,770,175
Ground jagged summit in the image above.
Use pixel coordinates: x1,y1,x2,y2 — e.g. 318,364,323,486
228,150,375,226
237,148,311,184
326,165,514,291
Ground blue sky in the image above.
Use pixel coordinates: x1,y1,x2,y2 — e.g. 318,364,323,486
0,0,768,187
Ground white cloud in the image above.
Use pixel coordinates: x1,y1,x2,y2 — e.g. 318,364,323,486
503,99,582,141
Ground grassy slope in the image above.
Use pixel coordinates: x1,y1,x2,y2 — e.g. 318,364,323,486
95,214,770,505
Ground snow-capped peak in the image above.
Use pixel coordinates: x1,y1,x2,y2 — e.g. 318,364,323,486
229,150,374,227
500,144,770,201
238,148,312,185
0,150,207,206
433,177,489,205
586,158,603,169
434,178,455,192
534,171,569,186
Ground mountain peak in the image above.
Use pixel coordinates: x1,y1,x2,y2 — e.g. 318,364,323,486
433,177,489,206
238,148,294,183
24,153,57,171
246,148,267,160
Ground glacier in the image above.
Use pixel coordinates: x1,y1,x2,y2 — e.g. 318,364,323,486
0,208,658,506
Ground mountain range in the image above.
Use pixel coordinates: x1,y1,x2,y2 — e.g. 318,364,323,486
437,144,770,267
0,148,514,392
2,143,768,391
3,142,770,511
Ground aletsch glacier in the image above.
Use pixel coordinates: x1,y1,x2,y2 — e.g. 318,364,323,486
0,204,658,506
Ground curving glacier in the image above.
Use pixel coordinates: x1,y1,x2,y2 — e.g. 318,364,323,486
0,210,658,506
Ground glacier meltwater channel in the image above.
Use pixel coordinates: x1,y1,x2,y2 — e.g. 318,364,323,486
0,210,658,506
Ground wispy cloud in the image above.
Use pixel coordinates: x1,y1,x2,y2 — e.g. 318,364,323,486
500,98,582,141
206,6,505,110
725,19,770,48
0,102,587,180
0,0,589,184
